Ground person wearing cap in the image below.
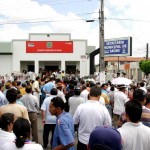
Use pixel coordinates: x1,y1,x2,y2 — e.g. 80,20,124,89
88,126,122,150
118,100,150,150
118,89,150,128
73,86,111,150
113,84,129,127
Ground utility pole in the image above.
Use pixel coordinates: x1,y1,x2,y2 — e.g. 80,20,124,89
146,43,149,60
99,0,105,72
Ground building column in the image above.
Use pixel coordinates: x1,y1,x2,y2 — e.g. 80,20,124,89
80,59,88,77
12,60,20,73
61,61,65,72
135,68,138,83
35,60,39,76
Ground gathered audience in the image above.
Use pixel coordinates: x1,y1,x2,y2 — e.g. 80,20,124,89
0,71,150,150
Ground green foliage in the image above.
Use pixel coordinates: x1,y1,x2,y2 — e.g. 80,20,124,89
139,60,150,74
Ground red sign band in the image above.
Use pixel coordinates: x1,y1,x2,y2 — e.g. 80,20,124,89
26,41,73,53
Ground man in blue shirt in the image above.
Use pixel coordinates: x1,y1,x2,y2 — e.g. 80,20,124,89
43,77,55,95
49,96,75,150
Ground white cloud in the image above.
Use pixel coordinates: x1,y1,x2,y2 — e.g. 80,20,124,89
0,0,149,60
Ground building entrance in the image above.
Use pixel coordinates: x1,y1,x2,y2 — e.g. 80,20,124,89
45,66,59,72
66,65,76,73
28,65,34,72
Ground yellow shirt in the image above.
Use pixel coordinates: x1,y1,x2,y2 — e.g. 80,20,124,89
20,88,26,95
101,93,110,105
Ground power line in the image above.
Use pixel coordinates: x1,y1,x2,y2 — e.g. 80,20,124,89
0,18,86,25
0,11,97,25
106,17,150,23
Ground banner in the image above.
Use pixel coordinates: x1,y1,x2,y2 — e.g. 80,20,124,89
26,41,73,53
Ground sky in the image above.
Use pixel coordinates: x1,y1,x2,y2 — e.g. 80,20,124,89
0,0,149,64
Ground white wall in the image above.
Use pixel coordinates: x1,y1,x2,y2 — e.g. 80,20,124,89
29,33,71,41
0,55,12,75
12,34,89,77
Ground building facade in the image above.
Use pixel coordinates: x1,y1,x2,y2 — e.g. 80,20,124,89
0,33,95,77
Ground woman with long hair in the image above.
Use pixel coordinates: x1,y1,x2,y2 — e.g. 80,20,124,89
0,117,43,150
13,118,43,150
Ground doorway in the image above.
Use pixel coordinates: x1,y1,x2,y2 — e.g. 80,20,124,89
66,65,76,73
45,66,59,72
28,65,35,72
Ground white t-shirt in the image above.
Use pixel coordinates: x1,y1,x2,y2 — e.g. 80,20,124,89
0,129,16,142
80,89,89,102
113,91,129,115
99,96,105,106
57,90,66,103
41,95,56,124
73,100,111,145
0,142,43,150
139,87,147,93
118,122,150,150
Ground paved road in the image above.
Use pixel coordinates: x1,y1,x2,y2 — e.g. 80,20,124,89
37,113,77,150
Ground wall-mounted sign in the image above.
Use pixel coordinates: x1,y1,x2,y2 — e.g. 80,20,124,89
104,37,132,56
26,41,73,53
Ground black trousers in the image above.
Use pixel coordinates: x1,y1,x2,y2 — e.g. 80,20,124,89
43,124,56,148
77,140,87,150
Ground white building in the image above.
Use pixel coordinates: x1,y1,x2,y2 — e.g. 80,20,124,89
0,33,95,77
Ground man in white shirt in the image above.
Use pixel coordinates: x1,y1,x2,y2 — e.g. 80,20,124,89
41,88,57,149
139,82,147,93
73,86,111,150
80,84,89,102
113,84,129,127
56,83,66,103
118,100,150,150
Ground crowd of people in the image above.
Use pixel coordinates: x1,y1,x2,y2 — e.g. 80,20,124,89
0,71,150,150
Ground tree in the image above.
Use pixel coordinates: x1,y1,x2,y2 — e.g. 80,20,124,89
139,60,150,74
139,60,150,85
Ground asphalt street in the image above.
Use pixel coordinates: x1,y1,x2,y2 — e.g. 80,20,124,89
37,114,78,150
